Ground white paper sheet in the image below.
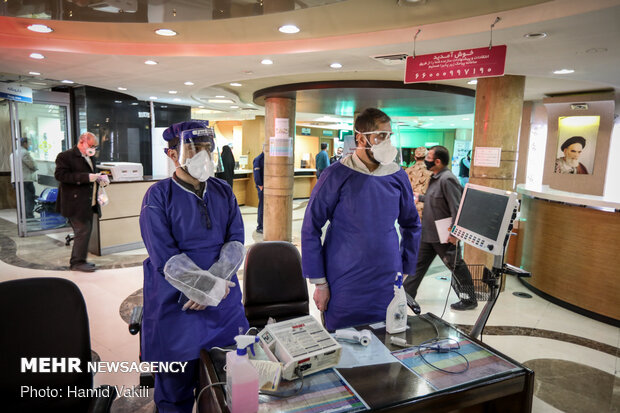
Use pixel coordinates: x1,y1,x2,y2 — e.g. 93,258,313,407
434,217,452,244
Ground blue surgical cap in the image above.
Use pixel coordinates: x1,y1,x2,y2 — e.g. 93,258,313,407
162,121,210,142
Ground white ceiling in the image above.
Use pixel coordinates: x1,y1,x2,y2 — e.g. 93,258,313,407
1,0,619,126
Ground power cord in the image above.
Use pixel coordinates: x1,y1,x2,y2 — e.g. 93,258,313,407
196,381,226,413
440,242,461,319
390,336,470,375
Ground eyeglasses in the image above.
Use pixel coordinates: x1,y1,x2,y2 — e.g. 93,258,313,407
355,130,394,144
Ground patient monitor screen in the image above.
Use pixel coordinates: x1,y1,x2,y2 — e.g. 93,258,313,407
457,188,509,240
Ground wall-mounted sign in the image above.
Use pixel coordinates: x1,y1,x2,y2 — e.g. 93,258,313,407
474,147,502,167
270,137,293,157
322,130,334,136
0,83,33,103
301,127,311,136
138,112,151,118
404,45,507,84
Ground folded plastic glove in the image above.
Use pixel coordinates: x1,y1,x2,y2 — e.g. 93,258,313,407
164,253,235,307
208,241,246,280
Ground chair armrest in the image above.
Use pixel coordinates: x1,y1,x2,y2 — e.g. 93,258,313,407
87,385,117,413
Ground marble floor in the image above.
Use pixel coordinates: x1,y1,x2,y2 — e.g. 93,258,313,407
1,202,618,413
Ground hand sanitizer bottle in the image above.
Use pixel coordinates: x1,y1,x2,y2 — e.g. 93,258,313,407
386,272,407,334
226,335,260,413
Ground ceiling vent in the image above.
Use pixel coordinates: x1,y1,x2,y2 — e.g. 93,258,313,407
371,53,409,65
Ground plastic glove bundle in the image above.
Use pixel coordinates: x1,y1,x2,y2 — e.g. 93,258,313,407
207,241,246,280
164,253,234,307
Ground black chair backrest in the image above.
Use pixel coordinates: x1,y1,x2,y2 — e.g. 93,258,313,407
0,277,93,411
243,241,309,328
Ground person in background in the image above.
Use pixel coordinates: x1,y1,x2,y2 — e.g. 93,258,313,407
315,142,329,178
302,108,421,330
216,144,235,187
330,146,344,164
555,136,588,174
458,150,472,186
404,145,477,311
54,132,108,272
10,137,38,219
139,121,248,413
253,149,265,234
405,146,432,219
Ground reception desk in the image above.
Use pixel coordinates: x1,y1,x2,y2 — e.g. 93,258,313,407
89,177,163,255
516,184,620,324
234,168,317,207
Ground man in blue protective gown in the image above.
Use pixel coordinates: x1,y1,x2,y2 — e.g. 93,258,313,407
139,121,249,413
301,108,422,330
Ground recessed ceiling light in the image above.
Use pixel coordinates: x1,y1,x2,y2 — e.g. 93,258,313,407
215,95,225,98
144,60,158,65
131,102,139,105
230,105,239,109
553,69,574,74
61,80,74,84
261,59,273,65
161,105,167,108
27,24,53,33
149,96,158,100
29,71,41,76
184,81,194,86
462,118,470,121
114,100,122,103
198,106,205,108
29,53,45,60
208,99,234,104
429,118,435,121
467,79,477,85
117,87,127,91
524,32,547,39
173,98,181,102
168,90,177,94
230,83,242,87
155,28,177,36
330,63,343,69
450,123,455,126
279,24,300,34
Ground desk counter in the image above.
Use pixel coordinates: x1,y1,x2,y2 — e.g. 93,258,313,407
516,184,620,324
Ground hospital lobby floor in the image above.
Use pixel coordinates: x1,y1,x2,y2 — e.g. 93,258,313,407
0,202,618,413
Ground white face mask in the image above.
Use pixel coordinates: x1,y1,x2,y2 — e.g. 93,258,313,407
369,138,398,165
183,150,213,182
86,147,96,157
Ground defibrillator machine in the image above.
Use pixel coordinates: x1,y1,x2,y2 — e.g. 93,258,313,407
258,315,342,380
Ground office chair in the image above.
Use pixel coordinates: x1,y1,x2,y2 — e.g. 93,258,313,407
0,278,116,412
243,241,309,328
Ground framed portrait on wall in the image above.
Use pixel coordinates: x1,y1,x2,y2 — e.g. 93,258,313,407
554,116,600,175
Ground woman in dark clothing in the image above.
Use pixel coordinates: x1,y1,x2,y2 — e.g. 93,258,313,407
216,144,236,187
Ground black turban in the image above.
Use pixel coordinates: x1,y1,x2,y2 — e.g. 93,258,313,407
561,136,586,151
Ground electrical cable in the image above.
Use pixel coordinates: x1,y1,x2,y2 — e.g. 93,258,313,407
391,336,470,374
440,241,461,319
196,381,226,413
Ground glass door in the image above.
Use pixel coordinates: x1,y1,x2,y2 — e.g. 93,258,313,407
12,99,72,236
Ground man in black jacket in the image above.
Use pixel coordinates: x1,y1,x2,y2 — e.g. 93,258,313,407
55,132,108,272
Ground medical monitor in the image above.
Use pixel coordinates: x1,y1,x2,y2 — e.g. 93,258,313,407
450,183,519,255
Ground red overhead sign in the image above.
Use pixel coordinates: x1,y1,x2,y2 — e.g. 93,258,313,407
404,45,507,83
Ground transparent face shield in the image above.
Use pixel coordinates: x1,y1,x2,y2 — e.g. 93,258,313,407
177,128,216,181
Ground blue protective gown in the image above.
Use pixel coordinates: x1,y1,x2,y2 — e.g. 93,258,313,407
301,162,421,330
139,177,249,362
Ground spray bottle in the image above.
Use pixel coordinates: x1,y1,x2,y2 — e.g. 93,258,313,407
226,335,260,413
386,272,407,334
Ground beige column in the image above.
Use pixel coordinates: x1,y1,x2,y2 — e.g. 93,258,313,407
465,75,525,265
263,97,296,241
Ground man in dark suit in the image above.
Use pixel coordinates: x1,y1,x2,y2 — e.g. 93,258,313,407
253,150,264,234
55,132,108,272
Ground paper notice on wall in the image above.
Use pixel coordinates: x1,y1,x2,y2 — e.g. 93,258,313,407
474,147,502,167
270,137,293,157
275,118,289,139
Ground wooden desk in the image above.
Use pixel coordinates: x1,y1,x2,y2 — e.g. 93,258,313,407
198,314,533,412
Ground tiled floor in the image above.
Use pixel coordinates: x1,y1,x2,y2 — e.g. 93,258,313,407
1,202,618,413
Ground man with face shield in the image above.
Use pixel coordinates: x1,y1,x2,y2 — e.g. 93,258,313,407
301,108,421,330
139,121,249,413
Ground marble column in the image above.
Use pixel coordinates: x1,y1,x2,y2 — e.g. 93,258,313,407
263,97,296,241
465,75,525,265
